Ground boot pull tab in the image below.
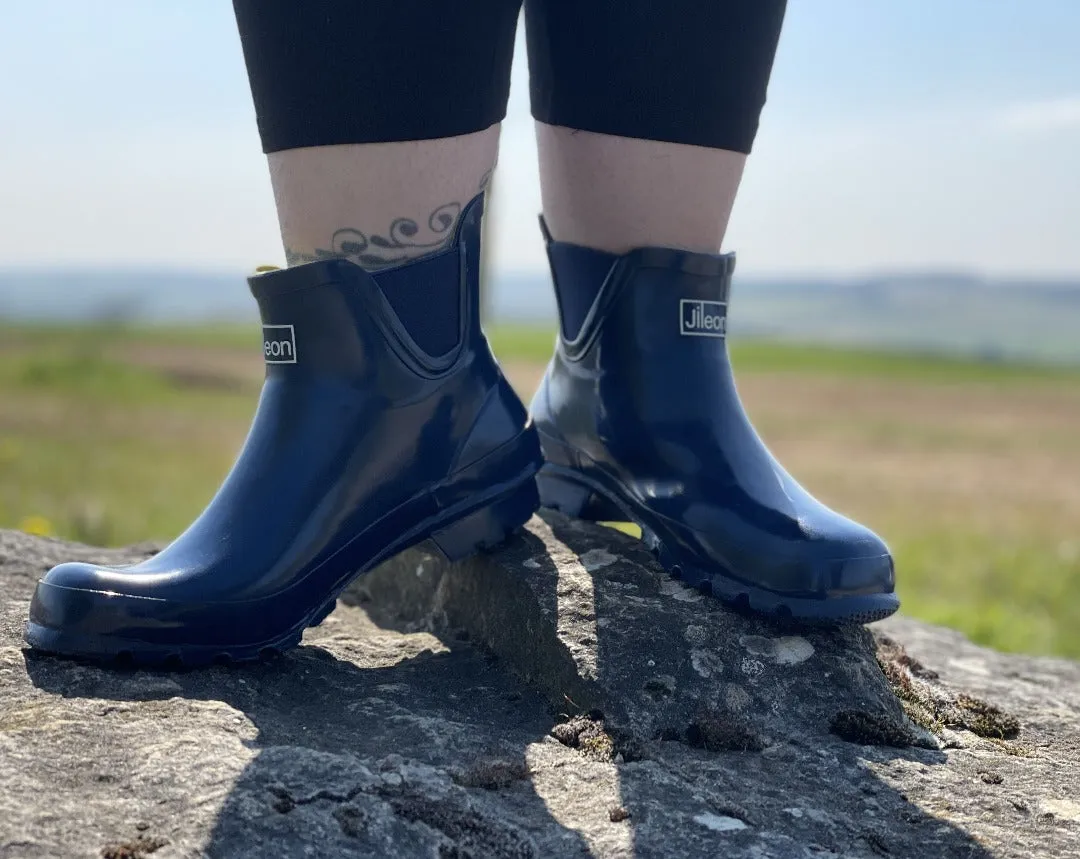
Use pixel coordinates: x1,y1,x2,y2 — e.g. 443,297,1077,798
537,214,555,245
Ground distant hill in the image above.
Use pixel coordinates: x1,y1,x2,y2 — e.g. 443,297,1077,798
0,269,252,324
730,273,1080,365
1,267,1079,365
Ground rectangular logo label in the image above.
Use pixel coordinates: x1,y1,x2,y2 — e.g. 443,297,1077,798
263,324,297,364
679,299,727,338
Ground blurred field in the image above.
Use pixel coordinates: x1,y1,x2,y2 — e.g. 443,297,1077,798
1,322,1078,658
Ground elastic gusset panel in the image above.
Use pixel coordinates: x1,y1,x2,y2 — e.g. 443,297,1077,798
547,240,618,342
374,251,461,357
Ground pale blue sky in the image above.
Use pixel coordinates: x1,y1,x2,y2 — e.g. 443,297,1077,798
1,1,1077,276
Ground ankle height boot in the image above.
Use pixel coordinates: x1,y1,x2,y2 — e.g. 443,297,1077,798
531,225,899,623
26,194,542,665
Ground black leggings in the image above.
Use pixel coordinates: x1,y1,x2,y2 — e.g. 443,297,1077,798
233,0,786,155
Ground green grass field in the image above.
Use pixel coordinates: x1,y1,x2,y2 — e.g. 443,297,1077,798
2,322,1078,659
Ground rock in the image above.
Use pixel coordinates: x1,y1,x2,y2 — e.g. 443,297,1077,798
2,515,1079,858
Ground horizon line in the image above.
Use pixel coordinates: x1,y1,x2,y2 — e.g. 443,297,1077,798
3,264,1080,284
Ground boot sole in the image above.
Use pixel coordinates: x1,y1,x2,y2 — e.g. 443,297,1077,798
24,471,539,668
537,464,899,625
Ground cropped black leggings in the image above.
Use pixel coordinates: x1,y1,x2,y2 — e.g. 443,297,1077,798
233,0,786,155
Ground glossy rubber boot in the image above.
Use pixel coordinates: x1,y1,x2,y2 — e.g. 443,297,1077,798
26,194,542,666
530,225,899,623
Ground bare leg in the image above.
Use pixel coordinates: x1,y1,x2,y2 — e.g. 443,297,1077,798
270,127,500,271
536,123,746,254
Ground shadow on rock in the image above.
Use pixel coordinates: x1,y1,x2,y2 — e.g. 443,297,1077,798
9,515,1047,857
348,512,998,858
20,606,591,858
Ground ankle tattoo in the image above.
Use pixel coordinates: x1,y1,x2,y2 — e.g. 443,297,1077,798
285,172,491,271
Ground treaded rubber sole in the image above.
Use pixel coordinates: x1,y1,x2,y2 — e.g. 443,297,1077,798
537,464,898,625
24,473,539,668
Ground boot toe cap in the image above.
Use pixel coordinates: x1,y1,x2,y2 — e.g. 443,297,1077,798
823,545,895,597
802,514,895,596
674,509,894,601
29,561,165,636
39,560,113,591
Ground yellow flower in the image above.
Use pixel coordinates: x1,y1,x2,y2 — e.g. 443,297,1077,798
598,521,642,539
19,515,53,537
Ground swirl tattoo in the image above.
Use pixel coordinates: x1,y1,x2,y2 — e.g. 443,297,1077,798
285,175,489,271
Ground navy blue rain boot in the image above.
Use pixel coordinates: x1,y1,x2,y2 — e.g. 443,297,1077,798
531,223,899,623
26,194,542,665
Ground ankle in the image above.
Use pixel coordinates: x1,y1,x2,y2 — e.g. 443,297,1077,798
268,128,499,271
536,123,745,255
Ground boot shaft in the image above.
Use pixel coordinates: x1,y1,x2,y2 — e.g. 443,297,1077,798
544,227,740,420
248,193,495,390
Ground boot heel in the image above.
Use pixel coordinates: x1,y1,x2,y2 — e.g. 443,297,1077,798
430,478,539,562
537,468,622,521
